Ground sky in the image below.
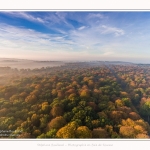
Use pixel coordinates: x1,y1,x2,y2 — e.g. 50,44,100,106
0,11,150,63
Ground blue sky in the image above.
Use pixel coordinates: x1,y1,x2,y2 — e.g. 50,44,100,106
0,11,150,63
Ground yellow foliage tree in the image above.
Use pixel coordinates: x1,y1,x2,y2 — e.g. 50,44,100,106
75,126,92,138
115,99,124,107
56,121,78,138
119,126,136,138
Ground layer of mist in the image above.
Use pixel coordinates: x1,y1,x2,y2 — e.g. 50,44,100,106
0,58,65,69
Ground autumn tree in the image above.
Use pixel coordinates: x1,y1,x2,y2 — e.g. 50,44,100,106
92,127,109,138
47,116,66,130
75,126,92,138
50,105,64,118
41,102,50,113
56,121,78,138
25,94,37,104
119,126,136,138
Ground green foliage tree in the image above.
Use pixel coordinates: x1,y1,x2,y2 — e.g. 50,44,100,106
140,101,150,122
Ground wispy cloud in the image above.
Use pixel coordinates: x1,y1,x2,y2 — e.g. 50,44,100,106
87,13,105,19
103,51,114,56
1,12,47,24
0,23,59,50
101,25,125,36
78,26,86,30
17,12,46,23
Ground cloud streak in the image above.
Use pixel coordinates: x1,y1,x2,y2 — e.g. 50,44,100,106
1,12,47,24
101,25,125,36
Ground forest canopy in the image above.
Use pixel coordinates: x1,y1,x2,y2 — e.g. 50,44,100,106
0,61,150,138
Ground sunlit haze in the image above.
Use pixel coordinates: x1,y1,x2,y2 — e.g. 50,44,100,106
0,11,150,63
